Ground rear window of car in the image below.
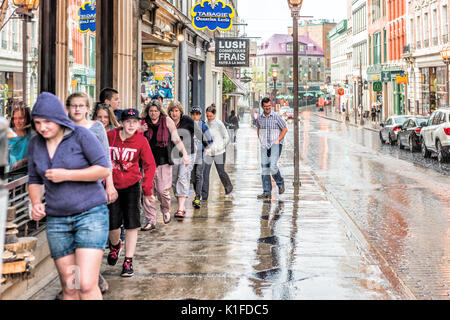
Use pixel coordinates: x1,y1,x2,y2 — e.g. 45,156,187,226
394,117,408,124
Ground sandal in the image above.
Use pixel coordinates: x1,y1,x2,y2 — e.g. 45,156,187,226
163,212,171,225
141,223,156,231
174,210,185,219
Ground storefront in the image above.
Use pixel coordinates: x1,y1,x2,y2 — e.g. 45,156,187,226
420,67,438,115
141,46,176,105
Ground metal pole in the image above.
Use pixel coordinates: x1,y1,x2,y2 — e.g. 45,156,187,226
359,50,364,125
447,61,449,107
22,18,28,106
292,9,300,187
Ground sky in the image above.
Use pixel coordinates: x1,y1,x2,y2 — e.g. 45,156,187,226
236,0,347,42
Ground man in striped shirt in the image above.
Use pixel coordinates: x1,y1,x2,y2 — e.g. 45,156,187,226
256,98,288,199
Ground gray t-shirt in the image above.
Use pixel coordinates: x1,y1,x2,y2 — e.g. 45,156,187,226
89,120,112,169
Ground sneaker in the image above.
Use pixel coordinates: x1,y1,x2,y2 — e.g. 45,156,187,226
121,260,134,277
257,193,271,200
278,184,285,195
192,199,201,209
107,240,122,266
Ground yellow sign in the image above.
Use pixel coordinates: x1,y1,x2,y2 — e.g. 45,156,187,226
191,0,235,32
396,75,408,85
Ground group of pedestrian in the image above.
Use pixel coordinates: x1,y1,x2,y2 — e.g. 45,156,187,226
26,88,236,300
371,103,382,123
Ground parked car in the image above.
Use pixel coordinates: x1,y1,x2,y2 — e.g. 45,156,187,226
396,117,429,152
379,115,411,145
420,108,450,163
279,106,294,120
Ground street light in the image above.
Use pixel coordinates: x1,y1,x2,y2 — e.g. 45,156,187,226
287,0,303,188
12,0,40,107
440,46,450,107
272,69,278,106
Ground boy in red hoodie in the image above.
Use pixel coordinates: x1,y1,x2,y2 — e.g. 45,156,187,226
107,109,156,277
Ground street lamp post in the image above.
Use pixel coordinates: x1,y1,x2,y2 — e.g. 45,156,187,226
272,69,278,108
12,0,40,106
441,47,450,107
287,0,303,188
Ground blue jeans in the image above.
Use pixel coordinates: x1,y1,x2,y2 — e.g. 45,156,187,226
46,205,109,259
261,144,284,194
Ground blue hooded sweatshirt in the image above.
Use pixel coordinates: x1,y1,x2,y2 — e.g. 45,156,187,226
28,92,109,217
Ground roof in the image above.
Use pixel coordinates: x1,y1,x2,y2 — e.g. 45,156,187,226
257,33,325,57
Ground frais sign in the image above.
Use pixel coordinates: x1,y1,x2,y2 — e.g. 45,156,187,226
215,38,249,67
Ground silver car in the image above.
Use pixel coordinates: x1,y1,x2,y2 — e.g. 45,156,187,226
379,115,411,145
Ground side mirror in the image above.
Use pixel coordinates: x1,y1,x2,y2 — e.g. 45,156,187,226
380,123,385,128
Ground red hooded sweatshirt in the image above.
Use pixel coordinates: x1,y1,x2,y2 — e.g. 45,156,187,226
108,128,156,196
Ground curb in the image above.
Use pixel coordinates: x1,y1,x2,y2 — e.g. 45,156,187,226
312,112,380,133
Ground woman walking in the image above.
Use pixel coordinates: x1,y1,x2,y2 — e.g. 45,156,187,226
8,102,33,171
28,92,110,300
167,101,196,219
92,103,119,132
65,92,118,295
140,100,189,230
202,105,233,201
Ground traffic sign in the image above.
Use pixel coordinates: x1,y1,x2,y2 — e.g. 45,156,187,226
337,88,345,96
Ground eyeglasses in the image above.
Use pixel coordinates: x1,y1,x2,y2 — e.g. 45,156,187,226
69,104,87,109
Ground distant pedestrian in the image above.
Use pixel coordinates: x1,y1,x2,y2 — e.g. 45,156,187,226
28,92,110,300
256,97,288,200
371,105,376,122
93,103,119,132
167,101,195,219
202,105,233,200
227,110,240,144
99,88,122,122
376,105,382,123
140,100,189,230
189,106,213,209
106,109,157,277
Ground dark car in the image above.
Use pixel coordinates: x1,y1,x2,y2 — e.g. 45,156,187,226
396,117,429,152
379,115,411,145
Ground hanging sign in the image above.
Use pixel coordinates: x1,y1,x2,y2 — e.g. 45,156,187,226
373,82,382,92
78,2,96,33
215,38,249,67
396,75,408,85
191,0,235,32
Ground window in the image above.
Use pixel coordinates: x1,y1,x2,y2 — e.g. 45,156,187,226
424,13,429,47
374,32,381,64
433,9,438,45
383,28,387,63
443,5,449,42
416,16,421,48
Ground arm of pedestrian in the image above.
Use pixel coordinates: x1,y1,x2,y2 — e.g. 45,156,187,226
45,165,110,183
277,127,288,143
28,184,46,221
141,140,157,196
105,174,118,204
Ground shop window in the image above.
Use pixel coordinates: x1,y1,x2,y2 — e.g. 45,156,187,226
141,46,176,104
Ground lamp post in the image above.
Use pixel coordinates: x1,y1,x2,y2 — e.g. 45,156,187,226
272,69,278,108
440,47,450,107
287,0,303,188
13,0,40,107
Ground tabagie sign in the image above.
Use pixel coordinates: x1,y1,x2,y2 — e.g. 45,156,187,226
215,38,249,67
191,0,235,32
78,2,96,33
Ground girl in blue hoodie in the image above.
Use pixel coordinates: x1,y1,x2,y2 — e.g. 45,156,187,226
28,92,110,300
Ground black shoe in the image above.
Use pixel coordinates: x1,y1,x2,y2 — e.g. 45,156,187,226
278,184,285,195
107,240,122,266
121,260,134,277
257,193,271,200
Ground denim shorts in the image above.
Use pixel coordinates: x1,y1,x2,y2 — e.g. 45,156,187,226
46,205,109,260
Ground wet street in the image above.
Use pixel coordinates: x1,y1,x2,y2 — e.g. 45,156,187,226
30,110,449,300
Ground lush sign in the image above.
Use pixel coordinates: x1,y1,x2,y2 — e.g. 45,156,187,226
191,0,235,32
215,38,249,67
78,2,96,33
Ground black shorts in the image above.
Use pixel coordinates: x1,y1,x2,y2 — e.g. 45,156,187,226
108,182,141,230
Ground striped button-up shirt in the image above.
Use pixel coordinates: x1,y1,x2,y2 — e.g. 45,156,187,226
256,111,287,149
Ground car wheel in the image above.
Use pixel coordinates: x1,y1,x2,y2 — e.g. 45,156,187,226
380,132,385,144
409,137,415,153
389,134,394,145
437,140,448,163
397,136,404,149
421,138,431,158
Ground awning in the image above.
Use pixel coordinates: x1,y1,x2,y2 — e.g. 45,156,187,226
224,72,249,96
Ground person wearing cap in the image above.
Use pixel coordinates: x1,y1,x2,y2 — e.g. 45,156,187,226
106,108,156,277
28,92,111,300
189,106,213,209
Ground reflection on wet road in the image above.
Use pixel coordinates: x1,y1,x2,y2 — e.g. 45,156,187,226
290,110,450,299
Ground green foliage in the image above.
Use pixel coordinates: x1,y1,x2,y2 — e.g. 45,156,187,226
222,75,237,94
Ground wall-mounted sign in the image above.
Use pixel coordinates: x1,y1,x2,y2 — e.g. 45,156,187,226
396,75,408,85
381,71,391,83
337,88,345,96
191,0,235,32
78,2,96,33
373,82,382,92
215,38,249,67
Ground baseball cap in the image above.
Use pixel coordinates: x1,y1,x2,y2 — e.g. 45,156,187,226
120,108,140,121
190,106,202,114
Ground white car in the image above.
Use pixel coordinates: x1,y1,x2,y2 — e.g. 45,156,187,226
420,108,450,163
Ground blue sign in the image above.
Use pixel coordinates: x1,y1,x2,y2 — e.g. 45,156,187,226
191,0,235,32
78,2,96,33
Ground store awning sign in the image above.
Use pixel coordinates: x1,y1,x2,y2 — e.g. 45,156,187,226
78,2,96,33
191,0,235,32
215,38,249,67
396,75,408,85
